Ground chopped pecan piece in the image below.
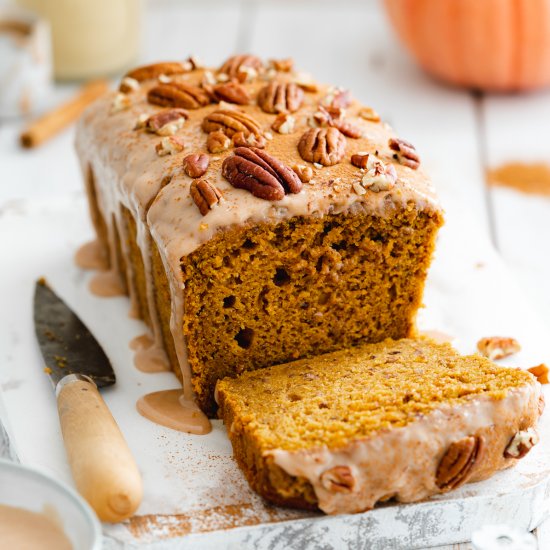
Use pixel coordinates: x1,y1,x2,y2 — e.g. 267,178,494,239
232,131,266,149
111,93,131,113
207,131,231,153
351,153,370,169
133,113,150,130
190,179,222,215
504,428,539,459
312,106,361,138
359,106,380,122
122,62,189,89
320,466,355,493
119,76,140,93
389,137,420,169
148,82,211,109
527,364,549,384
272,113,296,134
298,127,346,167
202,108,262,139
477,336,521,361
187,55,204,70
212,82,250,105
183,153,209,178
294,73,319,94
158,73,173,84
292,164,314,183
359,155,397,192
145,108,188,135
222,147,302,200
155,136,185,156
218,54,263,82
322,88,352,109
436,436,482,490
269,58,294,72
257,82,304,114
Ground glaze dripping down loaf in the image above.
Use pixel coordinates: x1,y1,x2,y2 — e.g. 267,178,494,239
76,55,444,415
216,338,542,513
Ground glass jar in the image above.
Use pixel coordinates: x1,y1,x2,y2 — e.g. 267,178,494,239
16,0,141,80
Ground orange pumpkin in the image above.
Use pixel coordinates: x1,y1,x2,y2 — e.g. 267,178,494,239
384,0,550,91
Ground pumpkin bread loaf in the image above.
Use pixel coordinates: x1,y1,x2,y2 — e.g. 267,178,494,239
216,338,542,514
76,55,443,415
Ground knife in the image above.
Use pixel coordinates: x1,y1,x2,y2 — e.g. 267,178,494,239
33,278,142,522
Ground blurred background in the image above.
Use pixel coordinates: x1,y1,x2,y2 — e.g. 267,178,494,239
1,0,550,327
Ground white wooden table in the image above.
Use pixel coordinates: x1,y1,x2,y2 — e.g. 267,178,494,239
1,1,550,548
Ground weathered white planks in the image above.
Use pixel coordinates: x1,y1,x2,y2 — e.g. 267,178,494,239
482,92,550,330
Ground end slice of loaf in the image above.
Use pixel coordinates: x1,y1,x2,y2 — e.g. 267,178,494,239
216,338,542,514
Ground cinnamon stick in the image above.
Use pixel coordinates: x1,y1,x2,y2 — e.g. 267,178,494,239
20,79,109,148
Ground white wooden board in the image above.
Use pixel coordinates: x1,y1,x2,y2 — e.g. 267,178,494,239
0,192,549,549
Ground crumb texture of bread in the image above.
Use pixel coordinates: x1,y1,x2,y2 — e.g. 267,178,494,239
183,207,442,413
217,338,541,513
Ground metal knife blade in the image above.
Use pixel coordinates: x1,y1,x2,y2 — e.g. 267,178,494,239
33,278,115,388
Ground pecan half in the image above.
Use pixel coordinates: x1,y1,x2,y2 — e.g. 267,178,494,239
145,108,189,135
504,428,539,459
148,82,211,109
320,466,355,493
212,82,250,105
218,54,263,82
222,147,302,200
298,127,346,167
332,119,362,139
207,130,231,153
389,137,420,169
190,179,222,215
477,336,521,361
436,436,482,491
183,153,209,178
528,364,549,385
232,131,266,149
257,82,304,114
202,109,262,139
122,62,189,90
155,136,185,156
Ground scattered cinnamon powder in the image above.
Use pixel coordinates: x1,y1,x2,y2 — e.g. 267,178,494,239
125,503,313,540
487,163,550,197
528,364,549,385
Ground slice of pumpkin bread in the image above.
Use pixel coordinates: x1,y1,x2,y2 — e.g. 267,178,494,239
216,338,542,514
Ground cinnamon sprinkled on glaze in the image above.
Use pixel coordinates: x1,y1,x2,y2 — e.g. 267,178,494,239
75,55,442,433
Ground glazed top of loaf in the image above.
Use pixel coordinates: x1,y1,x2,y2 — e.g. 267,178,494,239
75,55,442,264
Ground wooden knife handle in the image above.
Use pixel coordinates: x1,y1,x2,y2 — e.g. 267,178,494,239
56,375,143,522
